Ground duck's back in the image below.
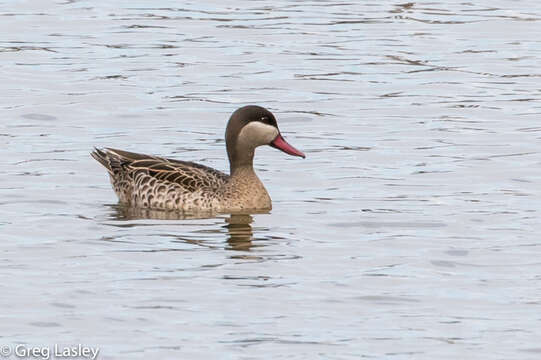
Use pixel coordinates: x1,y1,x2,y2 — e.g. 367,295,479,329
91,148,229,211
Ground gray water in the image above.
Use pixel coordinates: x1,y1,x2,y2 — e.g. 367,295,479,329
1,1,541,359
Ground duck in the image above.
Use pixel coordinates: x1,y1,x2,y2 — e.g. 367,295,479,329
91,105,305,213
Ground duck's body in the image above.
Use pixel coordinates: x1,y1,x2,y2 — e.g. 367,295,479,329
92,106,304,213
91,147,272,212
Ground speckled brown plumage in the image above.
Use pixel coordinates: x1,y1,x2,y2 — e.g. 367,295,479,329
91,106,305,214
91,147,235,212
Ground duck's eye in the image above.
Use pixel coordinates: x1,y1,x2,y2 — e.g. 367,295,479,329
260,116,269,122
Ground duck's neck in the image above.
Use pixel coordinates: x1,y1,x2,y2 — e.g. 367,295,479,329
229,164,261,186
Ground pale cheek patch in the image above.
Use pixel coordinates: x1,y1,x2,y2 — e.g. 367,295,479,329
237,122,279,150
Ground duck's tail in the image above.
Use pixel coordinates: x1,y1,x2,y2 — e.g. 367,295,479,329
91,147,114,175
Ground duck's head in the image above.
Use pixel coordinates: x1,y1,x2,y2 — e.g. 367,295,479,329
225,106,305,170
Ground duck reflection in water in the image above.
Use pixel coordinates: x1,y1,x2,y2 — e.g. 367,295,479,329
224,214,254,251
108,205,259,251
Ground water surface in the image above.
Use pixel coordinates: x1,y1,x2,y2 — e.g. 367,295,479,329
1,1,541,359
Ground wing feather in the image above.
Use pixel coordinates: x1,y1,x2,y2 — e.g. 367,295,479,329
92,148,228,192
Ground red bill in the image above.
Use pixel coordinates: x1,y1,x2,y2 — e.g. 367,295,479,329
270,134,305,158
